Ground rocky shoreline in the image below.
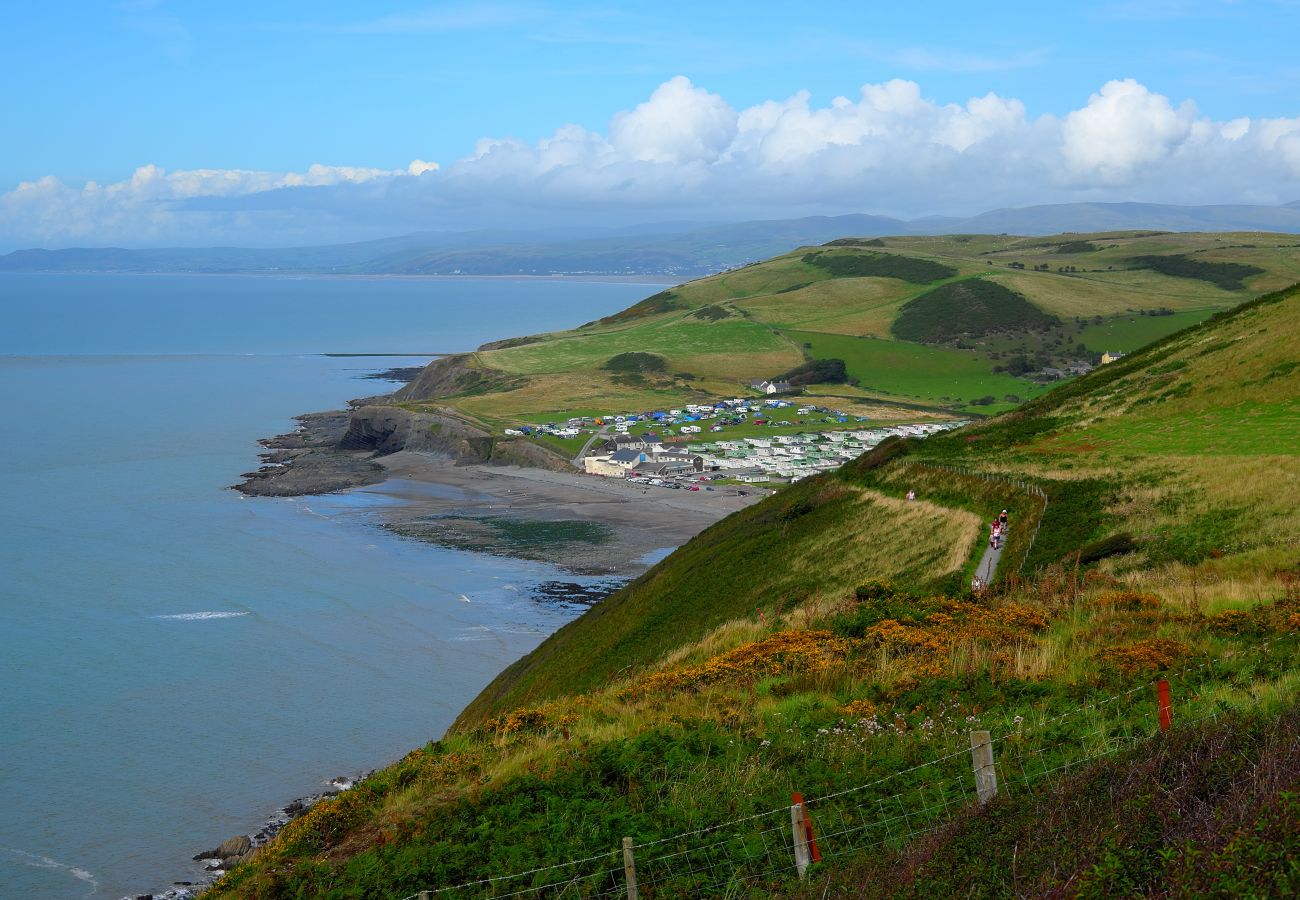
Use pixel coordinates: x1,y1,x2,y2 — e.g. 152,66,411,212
160,367,758,898
232,400,390,497
233,399,569,498
128,775,367,900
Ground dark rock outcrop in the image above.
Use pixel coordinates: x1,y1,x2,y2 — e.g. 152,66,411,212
215,835,251,859
234,354,572,497
341,405,571,472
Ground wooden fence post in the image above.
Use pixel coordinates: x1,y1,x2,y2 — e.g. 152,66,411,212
790,802,811,878
791,792,821,863
622,836,639,900
1157,679,1173,733
970,730,998,804
417,892,431,900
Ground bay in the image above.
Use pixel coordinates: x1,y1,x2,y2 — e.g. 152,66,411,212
0,273,656,897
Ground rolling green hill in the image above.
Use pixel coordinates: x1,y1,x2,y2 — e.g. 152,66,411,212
210,283,1300,899
394,231,1300,432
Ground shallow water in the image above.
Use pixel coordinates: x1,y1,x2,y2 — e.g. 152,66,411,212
0,273,655,897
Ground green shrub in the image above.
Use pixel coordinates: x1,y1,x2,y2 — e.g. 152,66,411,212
602,352,667,373
777,358,848,386
1074,532,1138,566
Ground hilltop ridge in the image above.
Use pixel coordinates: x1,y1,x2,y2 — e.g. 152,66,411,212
6,202,1300,276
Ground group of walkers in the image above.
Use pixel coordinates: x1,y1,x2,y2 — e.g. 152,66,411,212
989,509,1009,549
972,510,1011,594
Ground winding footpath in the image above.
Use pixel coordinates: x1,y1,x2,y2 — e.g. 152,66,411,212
973,527,1005,589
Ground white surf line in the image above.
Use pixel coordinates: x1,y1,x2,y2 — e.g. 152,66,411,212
1,846,99,895
151,611,251,621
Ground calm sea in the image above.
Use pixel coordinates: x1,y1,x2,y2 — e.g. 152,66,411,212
0,273,657,898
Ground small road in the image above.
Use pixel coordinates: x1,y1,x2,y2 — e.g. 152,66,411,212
571,426,611,468
973,527,1005,590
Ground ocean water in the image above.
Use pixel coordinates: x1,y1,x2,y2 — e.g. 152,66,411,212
0,273,657,897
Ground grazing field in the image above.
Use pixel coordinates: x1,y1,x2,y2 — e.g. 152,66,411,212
393,230,1299,454
786,330,1050,412
486,315,799,376
1078,308,1217,352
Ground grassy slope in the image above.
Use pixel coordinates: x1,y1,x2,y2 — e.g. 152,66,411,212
398,231,1299,427
209,286,1300,900
800,704,1300,899
457,479,984,722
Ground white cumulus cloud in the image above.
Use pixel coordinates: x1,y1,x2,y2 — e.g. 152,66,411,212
608,75,738,164
1060,79,1197,183
3,76,1300,249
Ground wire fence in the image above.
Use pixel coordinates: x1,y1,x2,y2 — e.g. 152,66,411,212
903,461,1050,576
396,630,1298,900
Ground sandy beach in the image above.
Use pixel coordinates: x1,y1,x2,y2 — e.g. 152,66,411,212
365,451,764,575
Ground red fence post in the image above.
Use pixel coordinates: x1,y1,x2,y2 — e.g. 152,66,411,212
791,792,822,863
1157,679,1173,733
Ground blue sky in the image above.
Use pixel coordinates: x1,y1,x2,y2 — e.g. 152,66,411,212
4,0,1300,248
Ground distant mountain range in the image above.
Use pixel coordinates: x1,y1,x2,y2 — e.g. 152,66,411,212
5,202,1300,278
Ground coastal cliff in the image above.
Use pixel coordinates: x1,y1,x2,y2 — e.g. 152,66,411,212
234,398,568,497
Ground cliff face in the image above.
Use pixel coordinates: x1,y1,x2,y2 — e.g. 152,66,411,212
236,352,567,497
235,403,570,496
393,354,521,403
341,405,567,470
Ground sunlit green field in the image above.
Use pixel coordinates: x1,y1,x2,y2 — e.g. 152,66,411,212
1079,308,1219,353
786,330,1051,412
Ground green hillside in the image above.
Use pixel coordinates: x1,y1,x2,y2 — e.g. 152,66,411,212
210,284,1300,899
394,231,1300,435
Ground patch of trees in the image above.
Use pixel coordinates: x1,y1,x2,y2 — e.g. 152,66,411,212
994,356,1033,376
602,352,667,373
801,250,956,283
892,279,1061,345
1139,307,1176,316
776,358,848,386
1129,254,1264,292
